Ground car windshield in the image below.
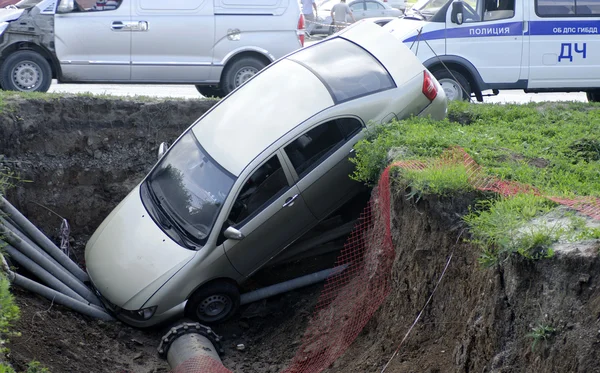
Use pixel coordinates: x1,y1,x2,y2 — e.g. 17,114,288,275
146,131,235,247
13,0,42,8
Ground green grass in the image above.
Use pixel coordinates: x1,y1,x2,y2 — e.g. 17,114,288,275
527,324,556,352
352,101,600,264
0,361,50,373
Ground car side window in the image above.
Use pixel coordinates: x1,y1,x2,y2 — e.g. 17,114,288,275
536,0,600,16
350,1,364,11
75,0,123,11
227,156,289,226
285,119,360,179
365,1,384,10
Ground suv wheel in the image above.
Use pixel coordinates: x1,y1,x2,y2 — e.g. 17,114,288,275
221,57,267,96
185,281,240,324
433,69,471,101
0,51,52,92
586,91,600,102
196,85,225,99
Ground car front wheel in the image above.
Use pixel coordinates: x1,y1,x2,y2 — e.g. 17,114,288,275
185,281,240,325
221,57,266,96
196,85,225,98
0,50,52,92
433,69,471,102
586,91,600,102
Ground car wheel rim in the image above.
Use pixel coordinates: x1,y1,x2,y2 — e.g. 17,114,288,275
234,67,259,87
438,78,463,101
197,294,232,322
12,61,42,91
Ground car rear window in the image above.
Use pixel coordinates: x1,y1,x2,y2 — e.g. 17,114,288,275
288,37,396,104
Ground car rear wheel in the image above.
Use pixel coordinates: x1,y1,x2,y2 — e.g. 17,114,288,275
433,69,471,101
185,281,240,324
0,50,52,92
586,91,600,102
196,85,225,98
221,57,267,96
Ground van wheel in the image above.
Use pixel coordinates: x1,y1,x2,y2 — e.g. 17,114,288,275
221,57,267,96
0,51,52,92
196,85,225,99
433,69,471,101
185,281,240,325
586,91,600,102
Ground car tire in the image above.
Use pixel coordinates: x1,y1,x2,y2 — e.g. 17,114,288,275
196,85,225,99
586,91,600,103
433,69,471,102
221,57,267,96
0,50,52,92
185,281,240,325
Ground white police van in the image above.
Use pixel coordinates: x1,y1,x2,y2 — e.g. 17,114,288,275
384,0,600,102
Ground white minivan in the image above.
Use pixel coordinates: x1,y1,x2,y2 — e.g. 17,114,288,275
0,0,305,97
384,0,600,102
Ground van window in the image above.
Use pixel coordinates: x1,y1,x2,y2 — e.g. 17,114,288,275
140,0,204,11
227,156,289,225
284,118,361,179
288,38,395,104
74,0,122,11
536,0,600,16
461,0,515,22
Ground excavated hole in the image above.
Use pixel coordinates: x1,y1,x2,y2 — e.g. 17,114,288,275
0,96,355,373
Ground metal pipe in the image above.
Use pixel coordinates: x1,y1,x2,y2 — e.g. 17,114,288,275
0,216,64,271
0,256,113,321
3,244,89,304
0,196,89,282
0,227,102,307
167,334,223,370
240,264,348,306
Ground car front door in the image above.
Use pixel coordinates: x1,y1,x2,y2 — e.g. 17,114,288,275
130,0,215,82
282,117,365,221
55,0,131,81
222,152,317,277
364,0,387,17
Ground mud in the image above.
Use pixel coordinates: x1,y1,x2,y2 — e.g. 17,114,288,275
1,95,599,373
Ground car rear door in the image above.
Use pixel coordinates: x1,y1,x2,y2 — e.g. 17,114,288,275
222,152,316,277
55,0,131,81
349,0,367,20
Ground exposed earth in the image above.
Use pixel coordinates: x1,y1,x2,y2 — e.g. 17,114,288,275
0,95,599,373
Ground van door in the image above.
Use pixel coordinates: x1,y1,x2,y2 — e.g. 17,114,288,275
223,153,317,277
55,0,131,81
445,0,525,85
130,0,215,82
527,0,600,89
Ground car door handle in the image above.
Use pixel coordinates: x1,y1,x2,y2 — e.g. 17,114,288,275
283,194,299,208
111,21,125,30
111,21,149,31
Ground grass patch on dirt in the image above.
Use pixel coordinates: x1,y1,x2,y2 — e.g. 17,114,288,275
352,101,600,264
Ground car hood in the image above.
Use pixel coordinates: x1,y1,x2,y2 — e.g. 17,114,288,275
85,186,196,309
383,17,428,42
0,8,23,23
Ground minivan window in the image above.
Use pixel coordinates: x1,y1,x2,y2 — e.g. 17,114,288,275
536,0,600,16
73,0,123,11
285,119,351,178
146,132,235,246
227,156,289,225
288,38,395,104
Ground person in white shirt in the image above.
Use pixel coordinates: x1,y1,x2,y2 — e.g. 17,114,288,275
330,0,355,32
301,0,318,36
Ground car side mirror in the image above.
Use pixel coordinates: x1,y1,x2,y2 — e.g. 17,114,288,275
57,0,75,13
224,226,245,240
158,142,169,159
451,1,464,25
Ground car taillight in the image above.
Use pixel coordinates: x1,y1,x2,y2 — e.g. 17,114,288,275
297,14,305,47
422,70,438,101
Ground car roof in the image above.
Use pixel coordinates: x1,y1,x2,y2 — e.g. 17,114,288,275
191,21,424,177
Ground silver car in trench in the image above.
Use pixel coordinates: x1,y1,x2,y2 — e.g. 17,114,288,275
84,20,447,328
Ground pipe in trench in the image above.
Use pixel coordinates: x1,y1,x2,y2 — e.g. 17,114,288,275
0,256,113,321
240,264,348,306
0,226,102,307
167,334,224,371
0,196,89,283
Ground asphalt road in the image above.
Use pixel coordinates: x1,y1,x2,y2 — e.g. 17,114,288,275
46,37,589,104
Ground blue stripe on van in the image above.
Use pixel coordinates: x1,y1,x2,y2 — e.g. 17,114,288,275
402,20,600,42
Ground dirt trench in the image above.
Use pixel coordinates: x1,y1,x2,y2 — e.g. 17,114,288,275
1,95,599,373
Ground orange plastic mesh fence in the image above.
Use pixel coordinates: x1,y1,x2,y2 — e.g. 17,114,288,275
171,146,600,373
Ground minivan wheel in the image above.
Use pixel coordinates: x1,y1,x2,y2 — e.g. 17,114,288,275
186,281,240,324
221,57,267,96
586,91,600,102
0,51,52,92
433,69,471,101
195,85,225,99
